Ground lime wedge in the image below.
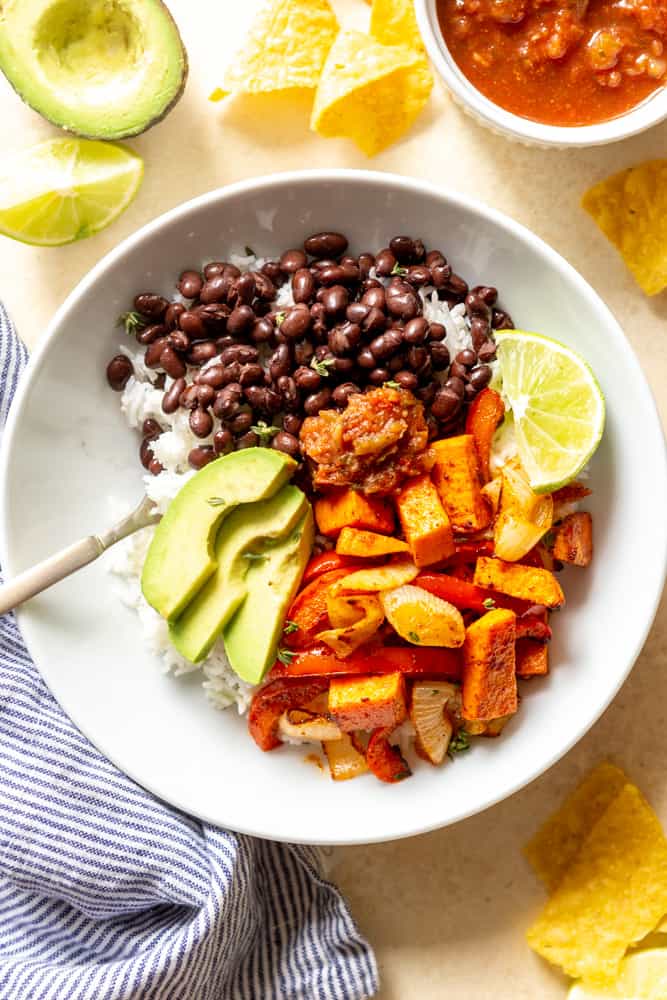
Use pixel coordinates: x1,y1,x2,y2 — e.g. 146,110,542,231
568,948,667,999
493,330,605,494
0,138,143,246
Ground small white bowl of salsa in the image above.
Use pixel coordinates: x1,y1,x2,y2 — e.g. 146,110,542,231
415,0,667,146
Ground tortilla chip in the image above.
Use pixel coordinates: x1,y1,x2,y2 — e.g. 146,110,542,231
526,783,667,985
219,0,338,97
311,30,433,157
524,762,628,891
582,160,667,296
370,0,426,52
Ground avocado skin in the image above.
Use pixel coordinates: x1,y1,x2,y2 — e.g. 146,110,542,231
223,508,315,685
142,449,296,622
169,485,308,664
0,0,188,140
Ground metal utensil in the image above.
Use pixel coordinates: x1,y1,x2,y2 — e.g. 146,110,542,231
0,496,159,616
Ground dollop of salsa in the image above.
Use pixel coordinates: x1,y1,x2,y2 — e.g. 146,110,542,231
438,0,667,126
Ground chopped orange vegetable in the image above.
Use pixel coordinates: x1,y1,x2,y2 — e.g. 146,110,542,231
336,527,409,558
314,488,395,537
516,639,549,677
431,435,491,533
474,556,565,609
396,473,455,567
462,608,518,722
552,512,593,567
328,672,407,732
465,387,505,483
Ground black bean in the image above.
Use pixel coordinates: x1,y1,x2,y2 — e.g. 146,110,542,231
188,445,216,469
178,270,203,299
469,364,492,390
198,364,226,388
237,431,260,449
187,341,218,366
311,258,337,273
144,337,169,368
470,285,496,307
389,236,425,263
363,307,387,335
346,302,369,325
263,388,283,415
478,340,498,362
425,250,446,268
219,362,241,386
403,317,429,345
357,347,376,370
293,268,316,303
303,388,333,415
406,345,429,371
190,407,213,438
254,272,276,302
231,272,256,306
239,363,265,387
404,265,431,288
470,315,490,351
370,329,403,360
276,375,298,408
213,384,242,419
251,317,275,343
281,304,311,340
196,384,216,408
429,322,446,341
142,418,162,439
140,438,154,469
317,264,349,287
432,387,462,421
332,382,360,407
106,355,133,391
180,384,200,409
294,366,321,391
455,349,477,368
465,292,491,319
261,260,284,285
244,386,268,411
227,305,256,337
134,293,169,318
430,341,451,370
449,361,468,381
282,414,302,436
358,253,375,280
160,346,186,379
361,285,386,311
164,302,186,329
446,274,469,298
197,303,230,330
417,381,436,404
386,283,420,320
445,376,465,398
388,352,406,373
280,249,308,274
320,285,348,321
374,249,397,277
148,457,164,476
332,356,356,378
304,232,348,258
431,264,453,288
230,410,253,434
369,367,390,385
137,323,167,345
294,341,314,366
269,344,292,381
179,310,206,339
329,322,361,356
220,345,256,366
393,370,418,391
199,275,228,304
214,428,233,455
203,261,225,279
464,383,478,402
492,309,514,330
167,330,190,353
271,431,300,457
162,377,186,413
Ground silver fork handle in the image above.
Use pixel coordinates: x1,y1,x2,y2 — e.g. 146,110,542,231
0,536,104,617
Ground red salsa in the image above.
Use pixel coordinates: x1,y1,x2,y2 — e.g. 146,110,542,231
437,0,667,126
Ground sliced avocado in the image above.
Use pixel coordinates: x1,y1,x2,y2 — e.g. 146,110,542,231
0,0,188,139
169,485,308,664
142,449,296,622
223,507,315,685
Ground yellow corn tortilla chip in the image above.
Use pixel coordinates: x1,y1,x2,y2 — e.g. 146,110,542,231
582,160,667,296
370,0,426,52
524,762,628,891
527,783,667,985
219,0,338,97
311,31,433,157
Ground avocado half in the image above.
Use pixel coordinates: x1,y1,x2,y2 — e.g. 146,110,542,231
0,0,188,139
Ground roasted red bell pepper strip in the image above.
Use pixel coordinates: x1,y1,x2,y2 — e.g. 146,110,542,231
301,551,368,586
465,387,505,483
366,728,411,783
415,572,531,616
283,569,350,650
248,677,330,751
280,643,463,680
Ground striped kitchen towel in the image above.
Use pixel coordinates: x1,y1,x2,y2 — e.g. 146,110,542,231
0,305,378,1000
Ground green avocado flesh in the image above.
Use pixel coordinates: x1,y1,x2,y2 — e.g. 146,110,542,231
223,507,315,685
141,449,297,622
169,485,308,665
0,0,188,139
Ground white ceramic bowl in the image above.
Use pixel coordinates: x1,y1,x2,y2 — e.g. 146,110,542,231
1,170,666,844
415,0,667,147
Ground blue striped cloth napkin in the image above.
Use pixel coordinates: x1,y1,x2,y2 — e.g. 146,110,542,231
0,305,378,1000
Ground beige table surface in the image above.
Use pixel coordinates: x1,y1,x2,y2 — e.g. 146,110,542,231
2,1,667,997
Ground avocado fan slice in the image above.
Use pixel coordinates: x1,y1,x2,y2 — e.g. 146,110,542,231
0,0,188,139
141,448,297,622
169,485,309,664
223,507,315,685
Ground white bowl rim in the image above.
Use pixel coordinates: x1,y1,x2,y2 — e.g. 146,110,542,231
414,0,667,148
1,167,666,842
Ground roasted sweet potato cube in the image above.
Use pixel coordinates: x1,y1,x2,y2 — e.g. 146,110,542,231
516,639,549,677
336,527,409,558
315,489,395,538
462,609,518,722
328,673,407,732
474,556,565,609
431,435,491,533
396,474,455,567
552,512,593,567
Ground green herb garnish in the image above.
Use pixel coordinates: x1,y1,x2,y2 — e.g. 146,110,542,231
251,421,280,445
448,729,471,759
408,631,421,644
542,530,555,549
283,620,300,636
244,245,255,256
310,356,336,378
482,598,496,610
207,497,226,507
385,380,401,389
117,311,146,336
391,263,408,277
275,311,286,326
277,647,296,666
243,552,266,563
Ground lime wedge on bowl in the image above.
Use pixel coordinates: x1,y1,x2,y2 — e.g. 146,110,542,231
493,330,605,493
568,948,667,999
0,138,143,246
